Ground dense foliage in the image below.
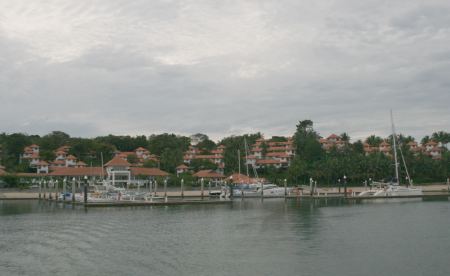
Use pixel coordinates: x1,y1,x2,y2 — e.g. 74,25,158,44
1,124,449,186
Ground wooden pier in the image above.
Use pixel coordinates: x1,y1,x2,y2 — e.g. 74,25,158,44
1,189,449,206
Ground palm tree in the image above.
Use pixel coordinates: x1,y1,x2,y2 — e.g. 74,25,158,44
421,135,431,145
340,132,350,143
432,131,450,147
365,135,383,147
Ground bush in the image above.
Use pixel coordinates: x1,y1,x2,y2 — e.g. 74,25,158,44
0,175,19,188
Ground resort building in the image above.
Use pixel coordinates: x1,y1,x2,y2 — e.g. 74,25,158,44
114,147,159,165
104,156,132,187
36,161,49,174
43,156,170,186
319,134,347,151
21,144,41,168
192,170,226,182
247,137,295,169
362,139,445,160
183,144,225,174
176,164,189,176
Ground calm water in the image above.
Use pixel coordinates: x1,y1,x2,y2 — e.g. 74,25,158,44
1,198,449,276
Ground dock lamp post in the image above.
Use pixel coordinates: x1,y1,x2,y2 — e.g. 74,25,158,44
83,175,88,204
181,178,184,198
338,178,341,194
309,178,313,196
164,178,168,198
343,175,347,197
164,177,167,202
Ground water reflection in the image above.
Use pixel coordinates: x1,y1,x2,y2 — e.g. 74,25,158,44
0,199,449,276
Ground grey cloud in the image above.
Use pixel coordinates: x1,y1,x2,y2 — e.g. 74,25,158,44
0,0,449,141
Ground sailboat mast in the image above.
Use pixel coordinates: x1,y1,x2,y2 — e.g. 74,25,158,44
390,110,400,184
244,137,249,177
238,149,241,175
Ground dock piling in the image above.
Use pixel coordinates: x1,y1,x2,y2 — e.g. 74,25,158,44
38,180,42,200
63,178,67,201
83,176,88,204
49,180,53,200
201,178,204,200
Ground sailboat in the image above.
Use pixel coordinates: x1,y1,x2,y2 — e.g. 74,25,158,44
231,138,292,197
372,111,423,197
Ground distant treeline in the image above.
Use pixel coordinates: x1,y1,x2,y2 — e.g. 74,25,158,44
1,122,449,185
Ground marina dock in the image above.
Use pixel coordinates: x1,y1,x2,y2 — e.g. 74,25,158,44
2,191,449,206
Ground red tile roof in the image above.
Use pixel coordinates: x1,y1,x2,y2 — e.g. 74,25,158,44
256,159,288,165
104,156,131,167
176,164,189,169
327,134,339,139
228,173,253,184
49,167,106,177
430,147,443,152
194,155,222,159
268,146,290,152
66,155,77,160
130,167,169,177
55,146,70,153
15,173,43,177
265,152,290,158
193,170,225,178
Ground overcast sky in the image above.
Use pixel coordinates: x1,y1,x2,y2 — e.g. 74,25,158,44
0,0,449,142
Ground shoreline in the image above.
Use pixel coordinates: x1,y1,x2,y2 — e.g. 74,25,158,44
1,184,449,200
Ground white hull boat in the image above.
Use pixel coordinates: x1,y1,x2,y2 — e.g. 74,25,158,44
359,111,423,198
373,185,423,197
232,184,292,197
